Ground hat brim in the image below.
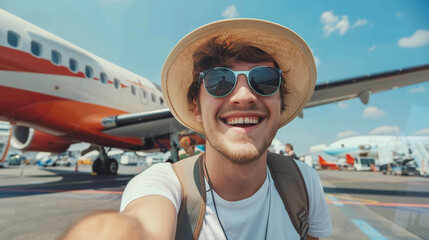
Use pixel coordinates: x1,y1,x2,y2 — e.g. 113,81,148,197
161,18,316,133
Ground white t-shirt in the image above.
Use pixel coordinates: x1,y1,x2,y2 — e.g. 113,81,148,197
120,160,332,239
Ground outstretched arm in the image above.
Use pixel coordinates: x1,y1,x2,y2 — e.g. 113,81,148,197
59,196,177,240
123,195,177,240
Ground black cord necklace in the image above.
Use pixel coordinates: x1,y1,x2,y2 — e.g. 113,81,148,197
204,157,272,240
204,157,229,240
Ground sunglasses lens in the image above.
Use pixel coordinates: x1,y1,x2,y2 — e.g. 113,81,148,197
249,67,281,96
203,68,236,97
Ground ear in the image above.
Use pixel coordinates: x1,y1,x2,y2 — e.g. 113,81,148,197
192,98,202,122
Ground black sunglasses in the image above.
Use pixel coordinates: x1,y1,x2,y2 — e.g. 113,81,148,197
198,66,282,97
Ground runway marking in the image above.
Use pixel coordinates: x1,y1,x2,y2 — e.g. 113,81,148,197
327,194,378,203
327,195,344,206
326,199,429,208
0,188,123,195
351,219,387,240
324,178,429,186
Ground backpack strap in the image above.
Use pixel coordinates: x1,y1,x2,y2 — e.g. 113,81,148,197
171,154,206,240
267,152,309,240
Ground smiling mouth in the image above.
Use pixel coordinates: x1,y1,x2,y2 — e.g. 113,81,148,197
222,116,263,128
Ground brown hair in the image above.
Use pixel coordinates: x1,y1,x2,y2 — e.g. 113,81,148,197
187,37,287,111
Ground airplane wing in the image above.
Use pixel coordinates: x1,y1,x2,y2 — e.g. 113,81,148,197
101,108,187,139
102,64,429,138
307,64,429,108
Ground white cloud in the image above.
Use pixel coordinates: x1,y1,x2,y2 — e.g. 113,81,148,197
320,11,350,37
337,102,349,108
396,11,403,18
409,86,426,93
222,4,239,19
370,126,400,135
415,128,429,135
398,29,429,48
368,45,376,52
337,130,359,138
363,106,385,118
352,19,368,28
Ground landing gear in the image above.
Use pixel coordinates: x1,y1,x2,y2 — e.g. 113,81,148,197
82,145,119,175
92,157,118,175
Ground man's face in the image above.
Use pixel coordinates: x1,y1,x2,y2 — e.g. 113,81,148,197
193,61,282,164
285,146,292,153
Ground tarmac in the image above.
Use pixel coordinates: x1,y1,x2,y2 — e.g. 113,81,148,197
0,164,428,240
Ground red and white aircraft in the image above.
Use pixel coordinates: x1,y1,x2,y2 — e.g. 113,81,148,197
1,9,428,174
318,154,354,170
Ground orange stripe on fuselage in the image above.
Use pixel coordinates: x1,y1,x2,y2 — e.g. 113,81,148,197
0,45,157,91
0,45,85,78
0,85,142,149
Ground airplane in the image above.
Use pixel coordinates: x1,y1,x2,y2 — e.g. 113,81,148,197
323,135,429,173
318,154,354,170
1,8,429,175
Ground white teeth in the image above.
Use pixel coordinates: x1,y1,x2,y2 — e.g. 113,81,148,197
226,117,259,125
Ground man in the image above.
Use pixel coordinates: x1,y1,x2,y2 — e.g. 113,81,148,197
61,19,331,240
285,143,299,160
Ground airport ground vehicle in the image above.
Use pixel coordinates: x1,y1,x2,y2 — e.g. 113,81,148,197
36,152,78,167
7,154,26,165
391,159,418,176
353,157,375,171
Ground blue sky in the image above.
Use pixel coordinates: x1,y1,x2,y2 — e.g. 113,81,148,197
1,0,428,154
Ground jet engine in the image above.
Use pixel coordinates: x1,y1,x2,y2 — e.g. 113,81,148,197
11,126,71,152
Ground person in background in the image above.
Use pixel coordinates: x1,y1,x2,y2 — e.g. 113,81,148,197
178,136,201,159
285,143,299,160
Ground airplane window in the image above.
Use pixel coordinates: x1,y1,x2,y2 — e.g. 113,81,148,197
85,66,93,78
31,41,42,56
114,78,120,89
7,31,20,47
151,92,156,102
51,50,61,65
131,85,136,95
139,89,148,104
69,59,78,72
100,72,108,84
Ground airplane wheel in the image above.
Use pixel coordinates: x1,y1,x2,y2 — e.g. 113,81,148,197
92,158,118,175
92,158,102,174
105,158,118,175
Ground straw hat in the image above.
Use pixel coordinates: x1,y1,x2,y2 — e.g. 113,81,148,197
161,18,316,134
